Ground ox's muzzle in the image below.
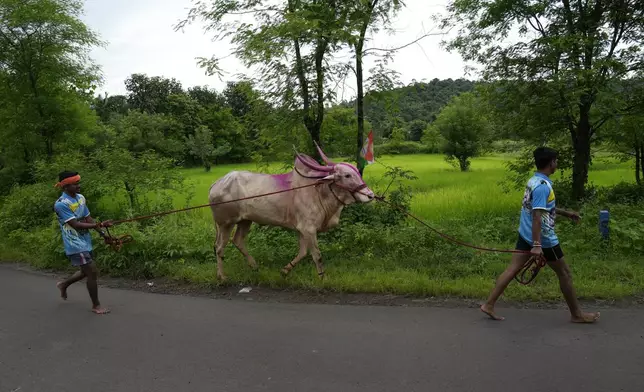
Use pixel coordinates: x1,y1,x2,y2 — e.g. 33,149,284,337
336,183,375,203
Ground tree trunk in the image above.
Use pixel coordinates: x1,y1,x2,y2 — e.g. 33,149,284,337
572,135,591,200
459,157,470,172
288,0,314,153
311,38,326,155
635,144,641,185
28,68,52,159
637,142,643,186
572,103,592,200
124,181,137,210
354,2,376,176
355,47,365,175
640,142,644,184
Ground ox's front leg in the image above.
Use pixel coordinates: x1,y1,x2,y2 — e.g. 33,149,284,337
281,234,308,277
215,223,234,281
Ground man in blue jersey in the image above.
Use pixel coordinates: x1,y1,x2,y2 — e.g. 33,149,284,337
480,147,600,323
54,171,112,315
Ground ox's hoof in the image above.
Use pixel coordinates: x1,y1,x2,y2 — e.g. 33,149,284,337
318,272,325,280
280,268,290,277
217,273,228,281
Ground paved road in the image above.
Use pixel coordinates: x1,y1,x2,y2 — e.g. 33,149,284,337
1,265,644,392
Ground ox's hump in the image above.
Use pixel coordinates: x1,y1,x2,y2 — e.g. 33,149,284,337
208,170,277,197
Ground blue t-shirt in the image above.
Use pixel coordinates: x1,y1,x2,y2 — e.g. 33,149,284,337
53,193,93,256
518,172,558,247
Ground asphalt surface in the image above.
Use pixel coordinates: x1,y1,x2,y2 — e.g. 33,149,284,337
1,265,644,392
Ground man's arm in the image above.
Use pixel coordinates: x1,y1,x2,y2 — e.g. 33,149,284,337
530,184,550,253
531,210,543,243
556,208,581,223
83,216,108,237
555,208,570,218
68,217,102,231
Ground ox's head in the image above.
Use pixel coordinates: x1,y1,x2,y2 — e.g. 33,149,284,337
295,143,375,204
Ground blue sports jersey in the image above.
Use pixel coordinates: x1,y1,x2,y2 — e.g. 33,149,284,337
518,172,558,248
54,193,93,256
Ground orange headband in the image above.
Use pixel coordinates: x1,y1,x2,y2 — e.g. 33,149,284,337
55,174,81,188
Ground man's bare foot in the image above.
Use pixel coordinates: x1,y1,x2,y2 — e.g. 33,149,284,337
56,282,67,300
480,304,505,321
571,312,600,323
91,306,110,315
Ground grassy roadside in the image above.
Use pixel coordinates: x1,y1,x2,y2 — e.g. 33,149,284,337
2,154,643,302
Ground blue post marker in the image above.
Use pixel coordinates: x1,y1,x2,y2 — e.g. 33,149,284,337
599,209,610,241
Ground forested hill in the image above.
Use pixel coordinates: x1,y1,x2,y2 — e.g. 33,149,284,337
362,78,476,138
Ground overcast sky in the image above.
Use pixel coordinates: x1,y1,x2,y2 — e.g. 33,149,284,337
81,0,471,98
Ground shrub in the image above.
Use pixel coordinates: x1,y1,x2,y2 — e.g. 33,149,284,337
0,183,60,234
598,182,644,206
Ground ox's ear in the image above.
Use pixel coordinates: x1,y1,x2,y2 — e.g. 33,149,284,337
319,174,335,183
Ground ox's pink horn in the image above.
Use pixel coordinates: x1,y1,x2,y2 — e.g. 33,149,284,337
295,152,334,173
314,141,335,166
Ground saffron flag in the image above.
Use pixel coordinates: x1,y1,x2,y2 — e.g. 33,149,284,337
358,130,374,173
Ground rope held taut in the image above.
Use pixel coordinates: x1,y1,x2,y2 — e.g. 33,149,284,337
99,181,322,252
101,179,547,284
369,193,547,285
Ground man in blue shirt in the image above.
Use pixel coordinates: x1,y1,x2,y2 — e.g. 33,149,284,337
54,171,112,315
480,147,600,323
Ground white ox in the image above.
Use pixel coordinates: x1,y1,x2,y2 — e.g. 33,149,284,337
208,144,375,280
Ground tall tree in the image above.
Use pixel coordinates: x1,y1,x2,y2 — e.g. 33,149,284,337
93,93,129,122
124,73,184,114
0,0,101,192
429,92,491,172
607,113,644,184
187,85,225,108
342,0,403,173
223,81,257,119
175,0,346,158
185,125,231,171
442,0,644,199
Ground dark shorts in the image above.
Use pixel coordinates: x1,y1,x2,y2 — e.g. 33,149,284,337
68,251,93,267
515,235,564,262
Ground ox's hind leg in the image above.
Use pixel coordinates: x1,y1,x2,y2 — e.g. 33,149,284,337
233,220,257,270
215,223,235,281
281,234,308,276
307,233,325,279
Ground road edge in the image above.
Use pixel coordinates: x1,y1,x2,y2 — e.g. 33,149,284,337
2,261,642,310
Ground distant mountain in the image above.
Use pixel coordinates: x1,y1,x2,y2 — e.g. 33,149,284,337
362,78,476,137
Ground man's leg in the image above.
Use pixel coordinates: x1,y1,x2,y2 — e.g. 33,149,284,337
79,259,109,314
481,252,531,320
56,270,86,300
546,256,599,323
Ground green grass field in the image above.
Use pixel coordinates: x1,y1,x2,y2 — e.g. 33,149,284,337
176,153,634,222
122,153,642,302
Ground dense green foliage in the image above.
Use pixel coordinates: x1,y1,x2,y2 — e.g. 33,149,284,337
441,0,644,200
